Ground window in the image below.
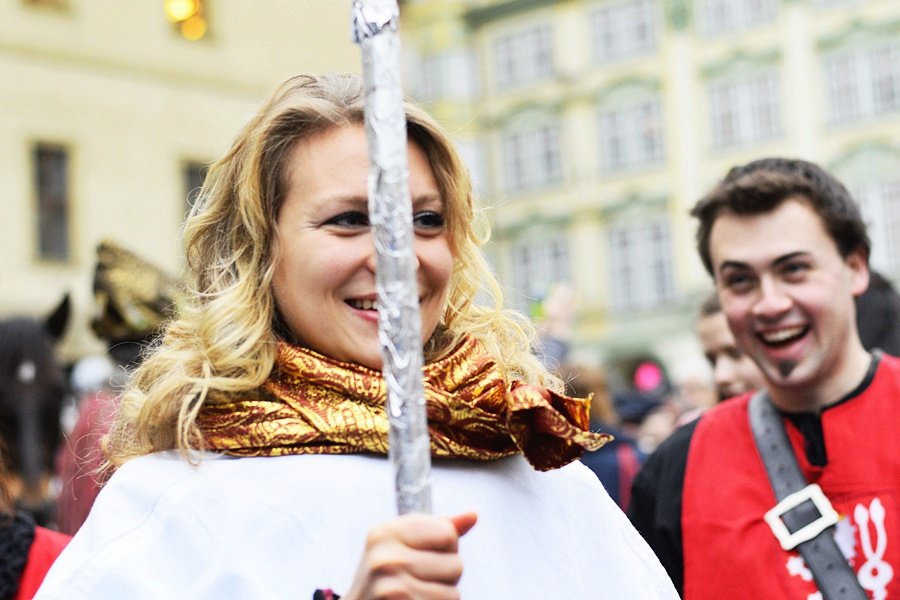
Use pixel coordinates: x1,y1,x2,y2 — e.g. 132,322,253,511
608,219,675,311
183,161,208,214
33,144,70,262
826,54,860,121
414,51,478,104
598,99,664,171
855,180,900,272
872,45,900,113
708,72,781,148
510,237,570,314
591,0,658,62
417,54,443,104
502,124,562,193
825,41,900,123
697,0,777,34
494,25,553,89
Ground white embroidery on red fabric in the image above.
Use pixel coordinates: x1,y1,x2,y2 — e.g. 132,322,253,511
856,498,893,600
787,555,814,582
835,516,859,561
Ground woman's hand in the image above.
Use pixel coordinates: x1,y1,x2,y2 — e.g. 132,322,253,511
342,512,478,600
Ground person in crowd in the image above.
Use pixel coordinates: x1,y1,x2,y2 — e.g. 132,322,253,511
629,399,677,455
628,157,899,598
54,240,178,535
38,73,677,599
856,269,900,356
667,355,717,426
533,282,577,371
695,291,765,402
562,363,645,510
0,441,69,600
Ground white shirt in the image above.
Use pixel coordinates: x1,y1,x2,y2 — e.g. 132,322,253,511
38,452,677,599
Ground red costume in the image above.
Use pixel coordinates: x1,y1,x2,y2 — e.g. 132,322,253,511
15,526,70,599
682,354,900,599
0,512,70,600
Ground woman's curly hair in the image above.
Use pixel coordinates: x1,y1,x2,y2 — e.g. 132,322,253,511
104,73,559,467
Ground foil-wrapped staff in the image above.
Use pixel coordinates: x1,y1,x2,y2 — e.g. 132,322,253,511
351,0,433,515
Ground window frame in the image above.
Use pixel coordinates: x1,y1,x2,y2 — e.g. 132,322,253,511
509,236,571,314
502,123,563,193
598,98,665,172
607,217,675,312
32,142,72,263
696,0,777,35
708,71,781,148
591,0,658,63
493,24,554,90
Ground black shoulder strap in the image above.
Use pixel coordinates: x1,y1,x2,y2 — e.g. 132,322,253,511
748,391,868,600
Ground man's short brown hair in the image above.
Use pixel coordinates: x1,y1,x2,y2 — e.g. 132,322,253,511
691,157,870,276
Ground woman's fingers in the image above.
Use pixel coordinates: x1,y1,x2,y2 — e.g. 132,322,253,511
345,512,478,600
372,513,475,552
365,544,464,584
449,512,478,537
368,575,462,600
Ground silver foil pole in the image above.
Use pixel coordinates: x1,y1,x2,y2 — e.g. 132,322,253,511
352,0,432,515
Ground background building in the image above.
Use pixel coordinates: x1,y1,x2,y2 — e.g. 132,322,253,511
401,0,900,383
1,0,360,360
3,0,899,386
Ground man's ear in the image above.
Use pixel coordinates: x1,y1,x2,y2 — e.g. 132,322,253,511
846,248,870,298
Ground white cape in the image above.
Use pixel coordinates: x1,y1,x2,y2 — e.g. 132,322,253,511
38,452,677,599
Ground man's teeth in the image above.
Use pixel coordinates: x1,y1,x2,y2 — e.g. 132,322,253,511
349,299,377,310
761,326,805,344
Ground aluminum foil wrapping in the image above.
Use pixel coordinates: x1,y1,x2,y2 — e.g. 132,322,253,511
352,0,433,515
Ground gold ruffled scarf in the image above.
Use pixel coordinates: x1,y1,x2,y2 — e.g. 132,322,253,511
199,336,611,471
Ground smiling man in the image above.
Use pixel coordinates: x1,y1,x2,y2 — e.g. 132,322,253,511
628,158,900,598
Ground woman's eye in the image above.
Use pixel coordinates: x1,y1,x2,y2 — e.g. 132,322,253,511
413,211,445,231
325,211,369,228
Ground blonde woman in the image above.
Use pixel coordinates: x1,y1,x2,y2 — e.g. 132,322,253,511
37,74,676,599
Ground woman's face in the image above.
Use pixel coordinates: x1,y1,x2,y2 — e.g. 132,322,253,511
272,124,453,370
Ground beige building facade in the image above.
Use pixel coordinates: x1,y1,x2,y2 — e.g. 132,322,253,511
1,0,361,360
401,0,900,379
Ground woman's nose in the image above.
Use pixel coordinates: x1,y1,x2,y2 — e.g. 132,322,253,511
364,238,378,273
364,238,421,273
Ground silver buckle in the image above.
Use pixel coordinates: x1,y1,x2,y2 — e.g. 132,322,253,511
764,483,839,550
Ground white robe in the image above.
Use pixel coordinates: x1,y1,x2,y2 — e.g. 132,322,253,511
37,452,677,599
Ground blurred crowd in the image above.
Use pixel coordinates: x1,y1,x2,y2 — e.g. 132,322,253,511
0,240,178,596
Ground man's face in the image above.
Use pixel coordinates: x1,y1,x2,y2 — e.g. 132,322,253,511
697,310,765,401
708,198,870,406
